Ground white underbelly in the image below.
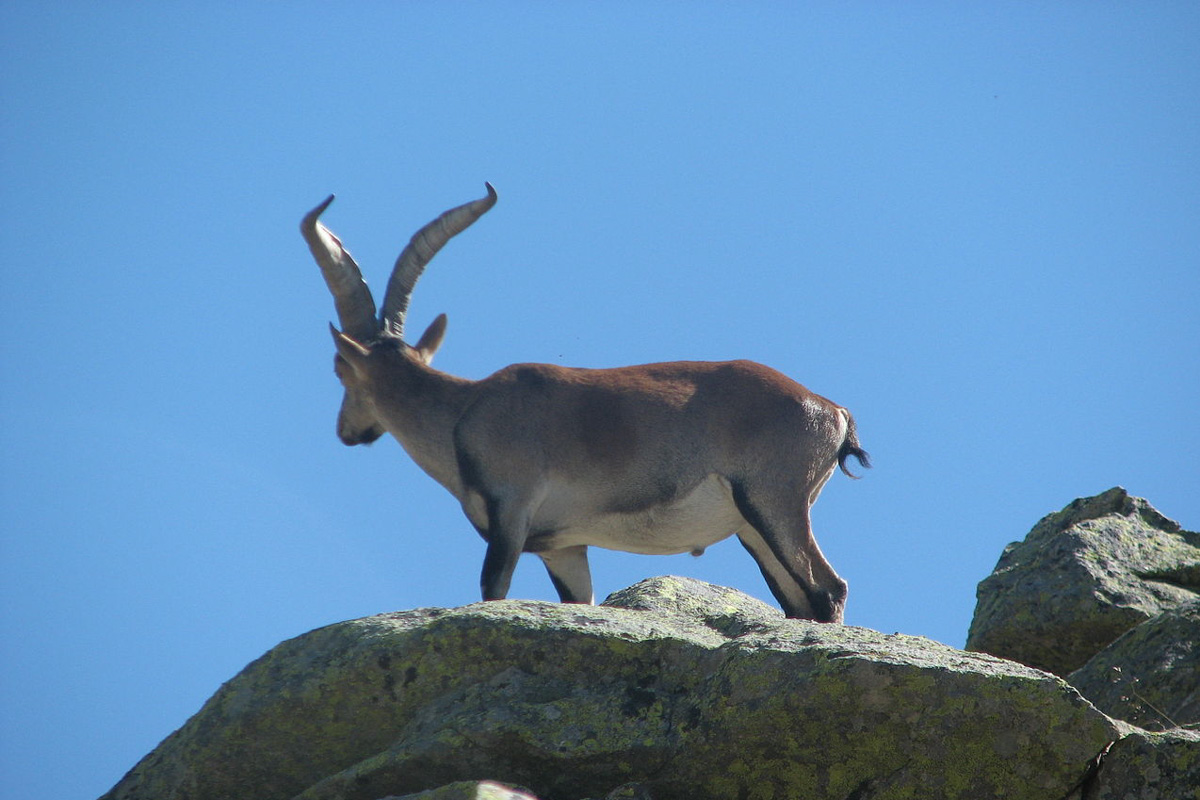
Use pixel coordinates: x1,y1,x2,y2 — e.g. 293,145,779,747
534,473,748,555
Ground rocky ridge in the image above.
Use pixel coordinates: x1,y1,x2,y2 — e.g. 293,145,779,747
967,486,1200,677
101,489,1199,800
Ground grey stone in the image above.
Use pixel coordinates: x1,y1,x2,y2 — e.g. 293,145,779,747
1069,599,1200,730
378,782,539,800
1085,728,1200,800
966,487,1200,676
600,574,783,636
102,576,1117,800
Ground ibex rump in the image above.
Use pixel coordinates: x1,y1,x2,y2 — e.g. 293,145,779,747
303,184,869,622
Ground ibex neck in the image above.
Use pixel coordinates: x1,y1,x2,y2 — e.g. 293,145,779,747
373,358,474,498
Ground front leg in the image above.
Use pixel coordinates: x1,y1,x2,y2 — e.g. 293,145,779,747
479,497,532,601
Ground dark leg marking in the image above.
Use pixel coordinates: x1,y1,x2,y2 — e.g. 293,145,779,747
731,481,838,622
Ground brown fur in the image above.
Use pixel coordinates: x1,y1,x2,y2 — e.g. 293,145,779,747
308,189,868,622
332,328,868,622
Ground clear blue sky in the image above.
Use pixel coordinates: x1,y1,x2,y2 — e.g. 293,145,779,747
2,4,1197,798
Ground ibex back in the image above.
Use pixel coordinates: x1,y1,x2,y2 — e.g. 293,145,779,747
302,185,869,622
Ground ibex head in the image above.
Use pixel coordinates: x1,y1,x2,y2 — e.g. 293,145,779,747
300,184,497,445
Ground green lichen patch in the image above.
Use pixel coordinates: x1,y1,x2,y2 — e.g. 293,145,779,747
1089,729,1200,800
967,487,1200,675
1069,599,1200,729
102,577,1121,800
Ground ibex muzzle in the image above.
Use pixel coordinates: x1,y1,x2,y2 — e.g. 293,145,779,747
302,185,869,622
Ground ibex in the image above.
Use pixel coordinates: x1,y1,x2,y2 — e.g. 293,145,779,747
302,184,869,622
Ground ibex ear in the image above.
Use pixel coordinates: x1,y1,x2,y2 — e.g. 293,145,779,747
330,323,370,363
414,313,448,365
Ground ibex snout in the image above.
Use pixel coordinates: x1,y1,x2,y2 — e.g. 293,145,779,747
336,389,384,446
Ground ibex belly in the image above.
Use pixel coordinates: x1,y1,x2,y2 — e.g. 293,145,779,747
528,473,747,555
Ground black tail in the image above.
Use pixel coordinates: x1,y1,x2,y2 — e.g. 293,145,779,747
837,414,871,479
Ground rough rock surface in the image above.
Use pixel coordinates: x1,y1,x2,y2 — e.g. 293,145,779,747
1082,728,1200,800
101,576,1117,800
966,487,1200,676
379,781,654,800
380,782,538,800
1068,599,1200,730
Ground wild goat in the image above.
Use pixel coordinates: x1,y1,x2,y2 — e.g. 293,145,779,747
302,185,869,622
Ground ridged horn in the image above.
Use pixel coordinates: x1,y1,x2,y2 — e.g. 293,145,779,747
380,183,498,339
301,195,380,342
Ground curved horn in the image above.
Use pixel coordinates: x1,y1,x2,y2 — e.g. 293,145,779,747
380,183,498,338
301,195,380,342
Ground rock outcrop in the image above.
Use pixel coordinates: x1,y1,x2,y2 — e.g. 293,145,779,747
379,782,539,800
962,488,1200,798
1068,599,1199,731
966,486,1200,676
103,576,1117,800
1078,728,1200,800
101,489,1200,800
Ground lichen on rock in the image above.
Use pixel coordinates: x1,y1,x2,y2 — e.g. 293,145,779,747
1082,728,1200,800
102,576,1119,800
966,487,1200,676
1068,599,1200,731
379,782,540,800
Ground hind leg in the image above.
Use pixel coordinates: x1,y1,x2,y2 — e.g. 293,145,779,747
732,479,847,623
538,546,593,604
737,525,818,619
